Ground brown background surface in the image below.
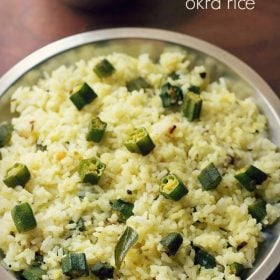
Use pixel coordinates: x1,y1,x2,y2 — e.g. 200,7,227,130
0,0,279,279
0,0,279,97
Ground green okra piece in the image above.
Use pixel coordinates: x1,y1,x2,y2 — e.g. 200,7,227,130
124,127,155,156
160,174,188,201
126,77,150,92
93,59,115,78
198,163,222,190
70,82,97,110
111,199,134,222
86,117,107,143
11,202,37,233
3,163,31,188
248,200,267,223
91,261,115,279
61,253,89,278
160,232,183,256
159,83,183,107
0,122,13,148
182,92,202,121
78,157,106,185
22,266,46,280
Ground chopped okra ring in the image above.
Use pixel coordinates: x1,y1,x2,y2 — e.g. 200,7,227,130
93,59,115,78
198,163,222,190
159,83,183,107
70,82,97,110
160,232,183,256
182,92,202,121
91,261,115,279
235,165,268,191
248,200,267,222
86,117,107,143
193,245,216,269
0,122,13,148
78,157,106,185
61,253,89,278
11,202,37,233
124,127,155,156
111,199,134,221
160,174,188,201
229,262,245,276
126,77,150,92
3,163,31,188
22,266,46,280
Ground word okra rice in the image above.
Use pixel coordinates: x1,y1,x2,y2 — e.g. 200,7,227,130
0,51,279,280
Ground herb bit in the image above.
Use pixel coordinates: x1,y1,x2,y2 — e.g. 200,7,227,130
78,157,106,185
229,262,245,276
86,117,107,143
182,92,202,121
22,266,46,280
76,218,86,231
160,174,188,201
124,127,155,156
193,245,216,269
111,199,134,221
198,163,222,190
61,253,89,278
160,233,183,256
159,83,183,108
91,261,115,279
126,77,150,92
11,202,37,233
199,72,207,79
70,82,97,110
188,85,201,94
235,165,268,191
0,122,13,148
93,59,115,78
114,226,138,269
248,200,267,223
169,71,180,80
3,163,31,188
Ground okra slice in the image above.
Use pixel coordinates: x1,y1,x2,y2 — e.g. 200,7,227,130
78,157,106,185
70,82,97,110
11,202,37,233
188,85,201,94
160,174,188,201
91,261,114,279
111,199,134,221
126,77,150,92
198,163,222,190
160,233,183,256
182,92,202,121
235,165,268,191
159,83,183,108
245,165,268,185
22,266,46,280
229,262,245,276
193,245,216,269
93,59,115,78
3,163,31,188
248,200,267,223
124,128,155,156
61,253,89,278
0,122,13,148
86,117,107,143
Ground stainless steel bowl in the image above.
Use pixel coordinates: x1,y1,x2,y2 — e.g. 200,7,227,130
0,28,279,280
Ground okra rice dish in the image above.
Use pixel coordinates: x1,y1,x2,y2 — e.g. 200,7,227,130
0,51,279,280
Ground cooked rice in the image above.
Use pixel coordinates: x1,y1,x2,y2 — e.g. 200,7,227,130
0,51,279,280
